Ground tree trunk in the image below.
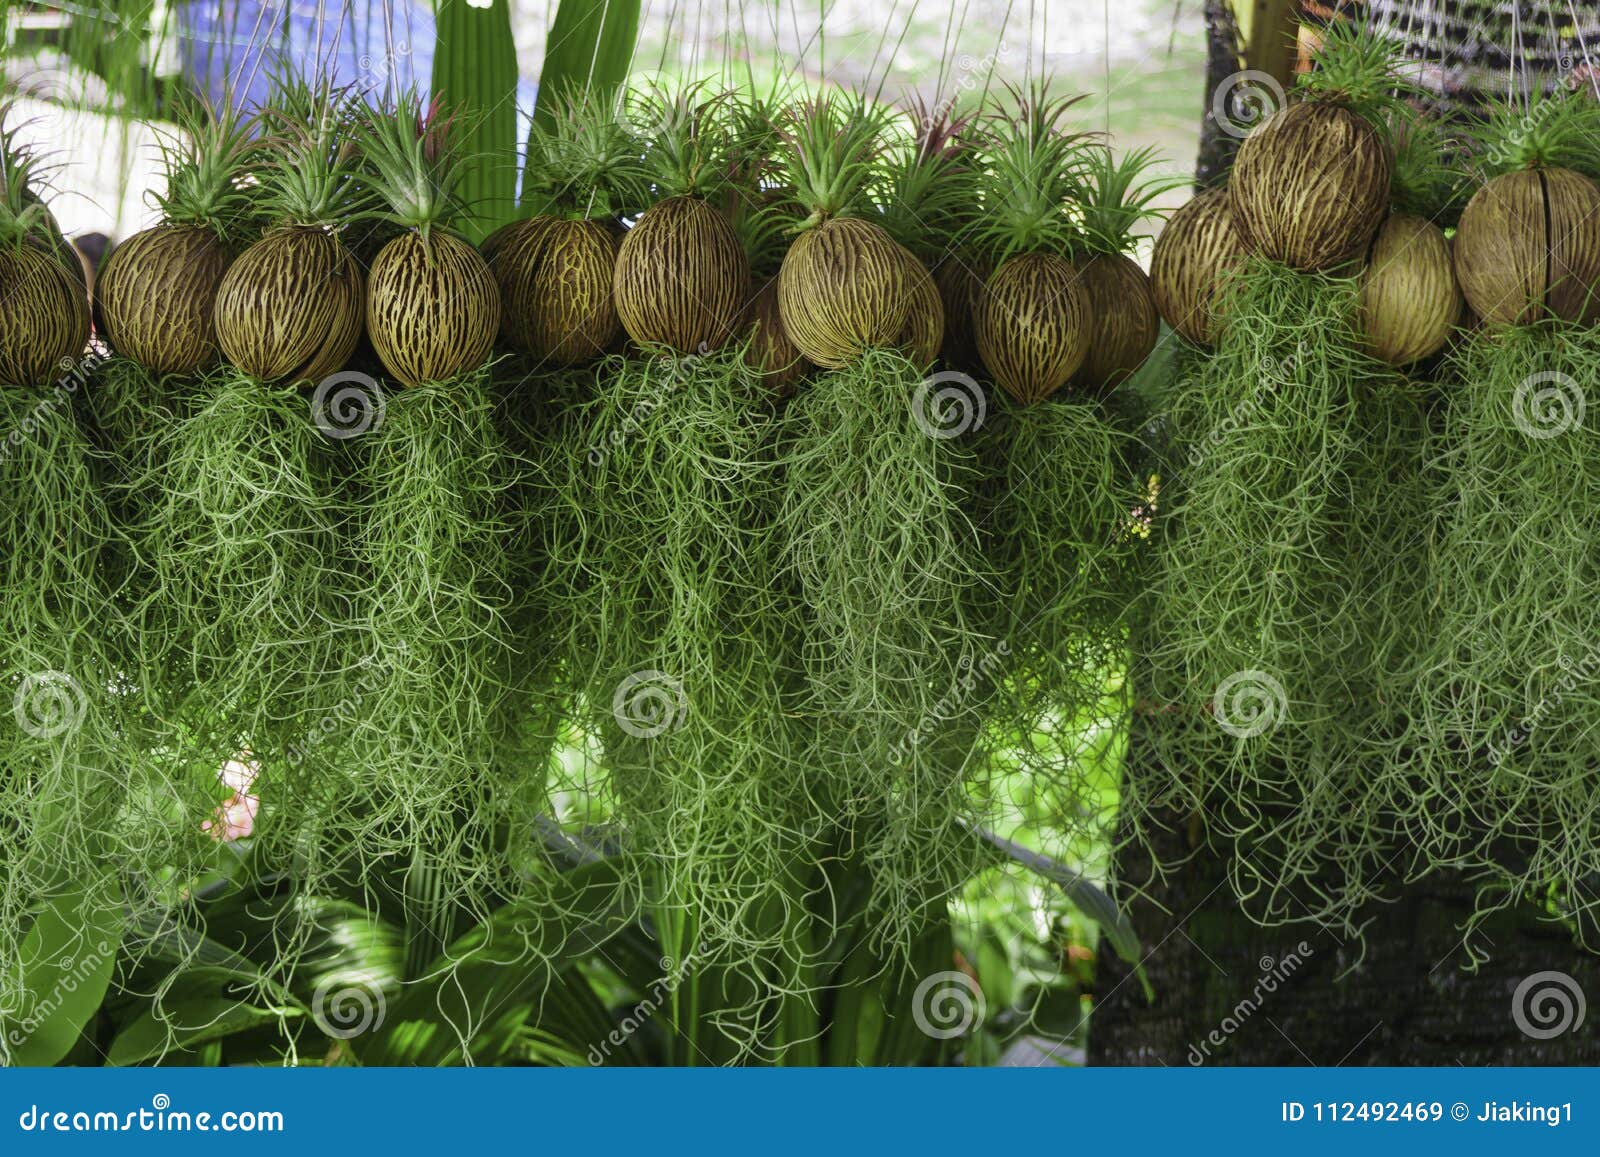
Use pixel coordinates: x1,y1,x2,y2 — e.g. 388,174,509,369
1100,4,1600,1066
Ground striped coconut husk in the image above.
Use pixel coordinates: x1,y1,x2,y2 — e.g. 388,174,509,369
367,230,500,388
487,216,620,365
613,195,747,355
894,245,945,369
1453,167,1600,326
214,227,365,385
1229,101,1392,272
972,252,1091,406
1077,251,1159,393
740,278,809,395
98,223,231,374
778,216,909,369
1359,212,1461,365
1149,186,1245,347
0,243,89,386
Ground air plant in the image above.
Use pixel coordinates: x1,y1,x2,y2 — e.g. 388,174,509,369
1149,185,1245,347
96,99,255,374
1227,21,1408,271
0,111,89,386
968,86,1093,404
356,93,500,386
1075,144,1176,392
775,93,909,368
1453,92,1600,325
485,90,647,366
611,83,749,354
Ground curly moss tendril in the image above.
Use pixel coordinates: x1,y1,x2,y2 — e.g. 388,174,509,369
1130,258,1432,928
777,348,993,953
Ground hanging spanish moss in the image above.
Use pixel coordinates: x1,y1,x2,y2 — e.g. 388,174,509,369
1130,256,1432,928
777,348,990,951
1414,322,1600,931
535,347,808,973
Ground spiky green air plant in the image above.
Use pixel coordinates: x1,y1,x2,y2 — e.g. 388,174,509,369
725,88,810,393
356,94,500,386
1149,186,1245,346
484,89,645,366
611,84,748,355
1134,258,1430,927
96,101,255,374
1228,21,1407,271
775,94,910,368
777,347,991,951
1414,323,1600,933
0,112,89,386
968,87,1094,405
1453,93,1600,325
1076,145,1177,393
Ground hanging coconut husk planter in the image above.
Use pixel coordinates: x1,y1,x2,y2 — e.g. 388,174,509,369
1226,23,1403,272
485,93,645,366
1358,212,1461,365
1149,186,1244,347
1452,94,1600,325
611,85,747,355
776,95,910,369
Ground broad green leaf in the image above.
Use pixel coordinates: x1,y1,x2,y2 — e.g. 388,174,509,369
433,0,520,242
2,881,124,1067
108,996,299,1067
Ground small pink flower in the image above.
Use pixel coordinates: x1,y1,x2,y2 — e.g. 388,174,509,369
204,756,261,841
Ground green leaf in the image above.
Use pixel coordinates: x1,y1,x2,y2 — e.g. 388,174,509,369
965,824,1142,966
2,881,124,1067
107,995,299,1067
433,0,521,242
524,0,642,197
